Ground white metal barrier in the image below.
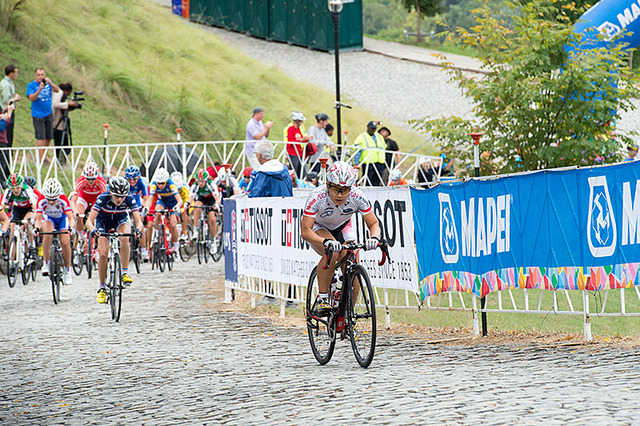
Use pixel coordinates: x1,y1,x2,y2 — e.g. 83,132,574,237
0,140,446,190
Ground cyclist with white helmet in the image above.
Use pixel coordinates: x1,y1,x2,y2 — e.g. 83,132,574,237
86,176,143,304
301,161,381,315
144,167,182,254
70,161,108,235
213,167,240,198
170,171,192,242
126,165,150,260
35,178,76,284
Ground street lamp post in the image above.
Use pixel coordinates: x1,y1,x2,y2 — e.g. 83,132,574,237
469,131,487,337
328,0,343,150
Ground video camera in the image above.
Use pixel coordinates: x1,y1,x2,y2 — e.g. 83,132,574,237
69,90,85,111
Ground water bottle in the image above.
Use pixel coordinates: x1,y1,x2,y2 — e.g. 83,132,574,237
333,275,343,308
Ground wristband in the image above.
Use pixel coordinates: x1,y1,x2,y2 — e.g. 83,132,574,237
323,238,330,246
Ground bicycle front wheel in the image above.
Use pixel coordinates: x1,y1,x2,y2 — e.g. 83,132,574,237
0,235,8,276
347,265,377,368
20,240,30,286
212,217,223,262
306,266,335,365
6,236,17,288
110,253,123,322
51,247,62,305
158,230,166,273
86,232,93,279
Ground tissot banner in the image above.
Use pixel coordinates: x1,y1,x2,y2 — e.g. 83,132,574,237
223,198,238,283
412,161,640,300
227,187,419,293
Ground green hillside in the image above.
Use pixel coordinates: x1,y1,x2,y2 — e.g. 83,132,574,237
0,0,422,150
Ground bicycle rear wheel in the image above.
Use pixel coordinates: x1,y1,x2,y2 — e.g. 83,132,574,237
51,247,61,305
71,233,83,275
306,266,336,365
110,253,123,322
131,236,141,274
7,236,17,288
347,265,377,368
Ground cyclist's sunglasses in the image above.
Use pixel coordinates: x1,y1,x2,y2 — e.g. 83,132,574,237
327,183,350,195
46,197,58,203
111,194,126,200
157,181,167,185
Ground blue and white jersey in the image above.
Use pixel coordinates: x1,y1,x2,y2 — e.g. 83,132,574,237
128,177,149,207
92,192,140,222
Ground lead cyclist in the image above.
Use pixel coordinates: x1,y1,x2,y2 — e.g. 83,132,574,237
301,161,381,316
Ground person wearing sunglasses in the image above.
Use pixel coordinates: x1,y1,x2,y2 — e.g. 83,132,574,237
34,178,75,284
144,167,183,255
86,176,142,304
70,161,107,237
301,161,381,316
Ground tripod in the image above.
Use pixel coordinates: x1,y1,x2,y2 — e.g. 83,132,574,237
54,109,72,164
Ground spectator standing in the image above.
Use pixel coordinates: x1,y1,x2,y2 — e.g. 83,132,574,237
247,139,293,307
283,111,310,179
0,64,20,147
416,156,439,184
27,68,59,162
0,104,14,145
247,140,293,198
52,82,79,162
307,113,335,173
245,106,273,170
353,121,386,186
379,126,401,182
440,146,455,176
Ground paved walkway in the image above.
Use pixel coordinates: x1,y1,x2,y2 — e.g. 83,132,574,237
2,258,640,423
363,37,486,74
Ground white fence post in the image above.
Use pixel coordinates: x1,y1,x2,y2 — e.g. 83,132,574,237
583,290,592,341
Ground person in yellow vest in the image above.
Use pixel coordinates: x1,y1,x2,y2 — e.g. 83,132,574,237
353,121,387,186
283,111,311,179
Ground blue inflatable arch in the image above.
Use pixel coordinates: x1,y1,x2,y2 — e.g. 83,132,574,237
573,0,640,50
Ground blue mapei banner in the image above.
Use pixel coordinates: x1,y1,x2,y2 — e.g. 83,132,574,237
572,0,640,51
223,198,238,284
411,161,640,300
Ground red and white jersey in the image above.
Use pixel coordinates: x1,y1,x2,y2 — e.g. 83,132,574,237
36,194,72,219
303,184,372,231
72,176,107,204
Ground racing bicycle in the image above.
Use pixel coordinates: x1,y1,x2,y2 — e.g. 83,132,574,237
7,218,37,287
40,230,68,305
306,241,388,368
100,232,135,322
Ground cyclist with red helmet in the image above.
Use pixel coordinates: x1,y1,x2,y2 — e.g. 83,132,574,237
70,161,107,235
185,168,221,241
301,161,381,315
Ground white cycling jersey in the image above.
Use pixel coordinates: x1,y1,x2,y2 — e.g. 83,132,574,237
303,184,372,231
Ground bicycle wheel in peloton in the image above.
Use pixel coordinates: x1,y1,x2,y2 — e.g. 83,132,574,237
131,236,141,274
179,224,194,262
347,265,377,368
7,236,18,288
86,232,93,279
158,227,166,273
306,266,336,365
196,223,204,265
0,235,8,276
167,245,174,271
51,247,62,305
110,252,123,322
20,240,30,286
212,216,224,262
71,233,83,275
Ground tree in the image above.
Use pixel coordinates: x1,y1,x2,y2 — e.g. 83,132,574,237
411,0,640,175
401,0,441,42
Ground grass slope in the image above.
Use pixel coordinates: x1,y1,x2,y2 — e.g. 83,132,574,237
0,0,423,150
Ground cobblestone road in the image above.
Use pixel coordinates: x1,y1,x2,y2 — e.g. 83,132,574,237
2,260,640,424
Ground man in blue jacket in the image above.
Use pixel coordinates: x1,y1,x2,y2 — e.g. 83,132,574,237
247,140,293,198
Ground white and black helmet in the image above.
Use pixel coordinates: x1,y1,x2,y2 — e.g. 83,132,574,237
326,161,357,187
108,176,130,197
154,167,170,183
389,169,402,181
42,178,63,199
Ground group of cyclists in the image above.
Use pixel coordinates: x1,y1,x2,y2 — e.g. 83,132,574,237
0,160,245,304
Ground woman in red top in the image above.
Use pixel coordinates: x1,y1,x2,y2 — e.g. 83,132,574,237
284,111,311,179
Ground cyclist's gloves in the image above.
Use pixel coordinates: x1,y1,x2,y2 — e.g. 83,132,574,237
134,228,142,238
92,229,101,238
365,236,380,251
141,207,149,216
323,239,341,253
173,205,181,214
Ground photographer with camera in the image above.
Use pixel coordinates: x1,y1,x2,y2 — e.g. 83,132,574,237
27,68,60,163
52,82,82,162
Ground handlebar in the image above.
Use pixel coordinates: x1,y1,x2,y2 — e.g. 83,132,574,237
98,232,136,238
38,230,70,236
322,240,390,270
